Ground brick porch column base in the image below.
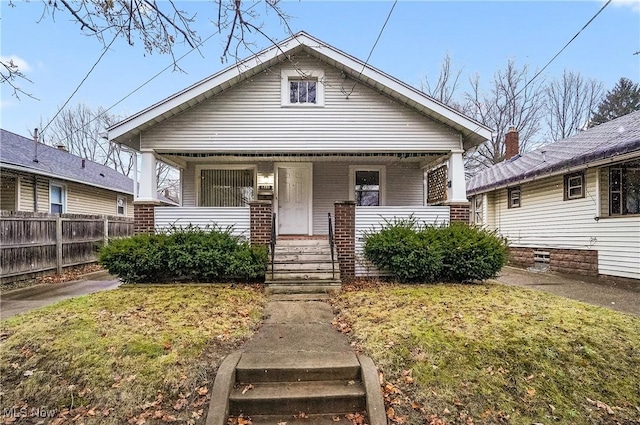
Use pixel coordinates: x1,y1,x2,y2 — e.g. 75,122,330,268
133,202,158,235
334,201,356,282
249,200,272,247
446,202,471,224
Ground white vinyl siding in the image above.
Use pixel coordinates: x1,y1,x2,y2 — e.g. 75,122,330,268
355,206,451,276
386,163,425,206
485,168,640,280
154,206,250,239
313,163,349,235
141,55,460,153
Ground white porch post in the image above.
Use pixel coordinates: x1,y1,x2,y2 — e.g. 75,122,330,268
447,150,467,203
138,150,157,201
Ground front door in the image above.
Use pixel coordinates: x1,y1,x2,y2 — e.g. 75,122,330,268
277,164,312,235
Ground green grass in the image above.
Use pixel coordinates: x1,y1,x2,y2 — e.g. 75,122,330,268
332,283,640,425
0,285,267,424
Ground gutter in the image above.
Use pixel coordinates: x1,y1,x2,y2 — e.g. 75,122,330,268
468,147,640,195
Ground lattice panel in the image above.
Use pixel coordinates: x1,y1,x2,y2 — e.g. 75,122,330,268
427,165,448,204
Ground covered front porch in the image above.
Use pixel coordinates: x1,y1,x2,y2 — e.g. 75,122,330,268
132,151,469,280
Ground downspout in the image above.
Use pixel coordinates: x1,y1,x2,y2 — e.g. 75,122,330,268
33,175,38,212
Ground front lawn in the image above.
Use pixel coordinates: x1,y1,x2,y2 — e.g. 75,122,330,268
332,283,640,425
0,285,267,424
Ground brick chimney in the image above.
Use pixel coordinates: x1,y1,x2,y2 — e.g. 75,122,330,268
504,126,519,161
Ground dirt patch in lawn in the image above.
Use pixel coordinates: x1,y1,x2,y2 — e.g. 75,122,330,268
332,282,640,425
0,285,267,424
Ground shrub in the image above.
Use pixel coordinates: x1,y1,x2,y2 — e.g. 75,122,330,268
363,219,507,283
99,226,267,283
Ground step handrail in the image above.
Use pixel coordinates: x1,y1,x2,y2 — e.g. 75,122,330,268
328,212,336,279
270,213,276,280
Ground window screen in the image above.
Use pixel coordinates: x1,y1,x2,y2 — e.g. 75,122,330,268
200,169,254,207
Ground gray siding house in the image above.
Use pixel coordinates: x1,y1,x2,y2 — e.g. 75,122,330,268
107,32,491,279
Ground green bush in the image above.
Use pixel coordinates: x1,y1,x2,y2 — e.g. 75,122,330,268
99,225,267,283
363,219,507,283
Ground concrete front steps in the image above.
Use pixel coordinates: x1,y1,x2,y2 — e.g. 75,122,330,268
266,238,341,294
207,352,385,425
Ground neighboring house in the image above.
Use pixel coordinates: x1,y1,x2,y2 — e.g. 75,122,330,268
107,31,491,279
0,129,134,217
467,111,640,281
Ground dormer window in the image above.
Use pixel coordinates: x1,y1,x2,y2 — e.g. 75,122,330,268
281,69,324,106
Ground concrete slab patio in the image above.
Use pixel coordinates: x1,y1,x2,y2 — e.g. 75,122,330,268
494,266,640,316
0,271,121,320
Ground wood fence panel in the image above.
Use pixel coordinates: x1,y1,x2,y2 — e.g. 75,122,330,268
1,211,134,282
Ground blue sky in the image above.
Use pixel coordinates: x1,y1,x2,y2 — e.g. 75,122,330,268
1,1,639,139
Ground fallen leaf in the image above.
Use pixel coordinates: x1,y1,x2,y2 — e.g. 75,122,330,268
294,412,309,419
197,386,209,396
23,370,34,377
241,384,254,395
386,407,395,419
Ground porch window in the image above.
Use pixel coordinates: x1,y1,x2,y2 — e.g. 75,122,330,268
199,168,255,207
350,166,386,206
50,183,66,214
564,171,584,200
609,161,640,215
507,186,521,209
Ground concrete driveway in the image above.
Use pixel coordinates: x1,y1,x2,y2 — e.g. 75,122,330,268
1,272,121,320
495,266,640,316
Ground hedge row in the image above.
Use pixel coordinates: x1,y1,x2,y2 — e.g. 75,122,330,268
363,220,508,283
99,226,267,283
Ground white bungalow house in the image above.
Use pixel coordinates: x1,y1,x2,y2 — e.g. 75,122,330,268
107,32,491,280
467,110,640,282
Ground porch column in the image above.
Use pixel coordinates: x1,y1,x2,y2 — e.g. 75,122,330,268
138,150,157,202
334,201,356,282
446,150,470,223
249,200,272,246
134,203,156,235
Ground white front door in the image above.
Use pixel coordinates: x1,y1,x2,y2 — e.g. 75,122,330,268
277,164,312,235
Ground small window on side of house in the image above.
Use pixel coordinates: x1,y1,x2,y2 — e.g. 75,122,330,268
473,195,484,223
564,171,585,200
117,196,126,216
50,183,66,214
508,186,521,209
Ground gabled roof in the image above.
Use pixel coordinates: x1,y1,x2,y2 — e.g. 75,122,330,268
0,129,133,194
108,31,491,150
467,110,640,195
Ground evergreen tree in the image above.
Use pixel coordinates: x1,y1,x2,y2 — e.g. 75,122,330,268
589,77,640,127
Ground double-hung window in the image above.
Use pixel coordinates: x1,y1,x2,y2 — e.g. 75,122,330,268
198,166,256,207
507,186,521,209
610,162,640,215
349,166,385,206
564,171,585,200
116,196,126,216
50,183,66,214
472,195,484,223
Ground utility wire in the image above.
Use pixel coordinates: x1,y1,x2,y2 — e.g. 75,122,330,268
40,31,120,135
514,0,611,99
344,0,398,98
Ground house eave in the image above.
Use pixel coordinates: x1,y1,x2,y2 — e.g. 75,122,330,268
467,148,640,196
0,162,134,195
107,32,491,150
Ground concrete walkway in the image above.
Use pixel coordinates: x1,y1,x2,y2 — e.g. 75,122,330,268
494,266,640,316
0,271,121,320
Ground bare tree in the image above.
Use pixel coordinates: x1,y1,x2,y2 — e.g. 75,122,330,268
420,53,464,109
1,56,36,100
39,103,134,177
463,60,546,175
545,70,604,140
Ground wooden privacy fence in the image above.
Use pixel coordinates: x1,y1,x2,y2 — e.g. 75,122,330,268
1,211,133,282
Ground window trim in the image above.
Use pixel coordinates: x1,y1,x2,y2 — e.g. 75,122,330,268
195,164,257,207
49,181,66,214
507,186,521,209
564,171,585,201
116,195,127,216
348,165,386,206
281,69,325,107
